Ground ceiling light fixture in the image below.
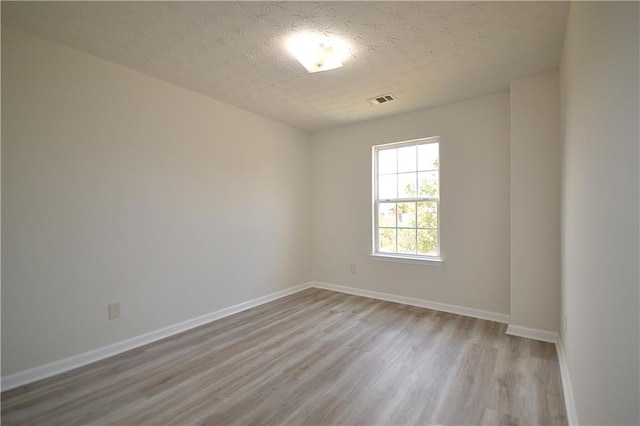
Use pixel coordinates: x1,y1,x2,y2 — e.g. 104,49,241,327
286,32,351,73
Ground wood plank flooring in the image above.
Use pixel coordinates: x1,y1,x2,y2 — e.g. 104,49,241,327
1,288,567,425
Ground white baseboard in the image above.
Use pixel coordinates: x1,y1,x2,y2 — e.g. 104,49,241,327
506,324,559,343
505,325,578,425
2,279,579,426
1,282,313,392
310,281,510,324
312,282,578,424
555,338,579,425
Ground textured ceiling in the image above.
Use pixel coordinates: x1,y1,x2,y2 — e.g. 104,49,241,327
2,1,569,132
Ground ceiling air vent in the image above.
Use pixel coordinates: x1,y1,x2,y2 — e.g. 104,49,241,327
368,93,396,106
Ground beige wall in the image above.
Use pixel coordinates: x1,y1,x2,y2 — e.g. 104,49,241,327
1,27,312,376
311,93,510,316
510,72,561,332
6,9,639,421
560,2,639,424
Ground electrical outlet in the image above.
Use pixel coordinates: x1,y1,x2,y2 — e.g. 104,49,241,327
350,264,356,274
108,303,120,320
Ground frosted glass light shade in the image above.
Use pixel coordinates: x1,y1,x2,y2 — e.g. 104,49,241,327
287,32,350,73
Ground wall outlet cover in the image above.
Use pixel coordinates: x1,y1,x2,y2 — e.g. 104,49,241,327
108,303,120,320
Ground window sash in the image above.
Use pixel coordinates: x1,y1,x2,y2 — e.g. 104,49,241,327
372,138,440,258
373,199,440,257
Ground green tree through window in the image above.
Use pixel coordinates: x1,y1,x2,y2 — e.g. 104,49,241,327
374,138,440,258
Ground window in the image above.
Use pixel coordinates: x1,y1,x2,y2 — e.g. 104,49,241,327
372,137,441,263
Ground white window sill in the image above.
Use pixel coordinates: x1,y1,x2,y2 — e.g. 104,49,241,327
369,253,444,266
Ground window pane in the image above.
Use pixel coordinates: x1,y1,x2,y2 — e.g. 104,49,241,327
398,229,417,254
398,172,417,198
379,174,397,199
417,202,438,228
397,145,417,173
397,202,416,227
418,171,439,197
378,148,397,174
374,139,440,259
418,143,439,171
379,228,396,253
417,229,438,255
378,203,396,227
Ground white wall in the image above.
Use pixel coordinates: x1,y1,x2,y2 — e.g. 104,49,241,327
311,93,510,316
1,27,312,376
560,2,639,424
510,72,561,333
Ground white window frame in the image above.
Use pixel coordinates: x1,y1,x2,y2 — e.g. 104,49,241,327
370,137,443,265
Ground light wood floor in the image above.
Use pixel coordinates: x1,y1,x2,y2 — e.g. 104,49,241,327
2,288,567,425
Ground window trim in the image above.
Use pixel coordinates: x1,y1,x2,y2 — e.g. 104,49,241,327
369,253,443,266
371,136,443,263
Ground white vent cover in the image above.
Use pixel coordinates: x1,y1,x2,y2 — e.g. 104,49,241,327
367,93,396,105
